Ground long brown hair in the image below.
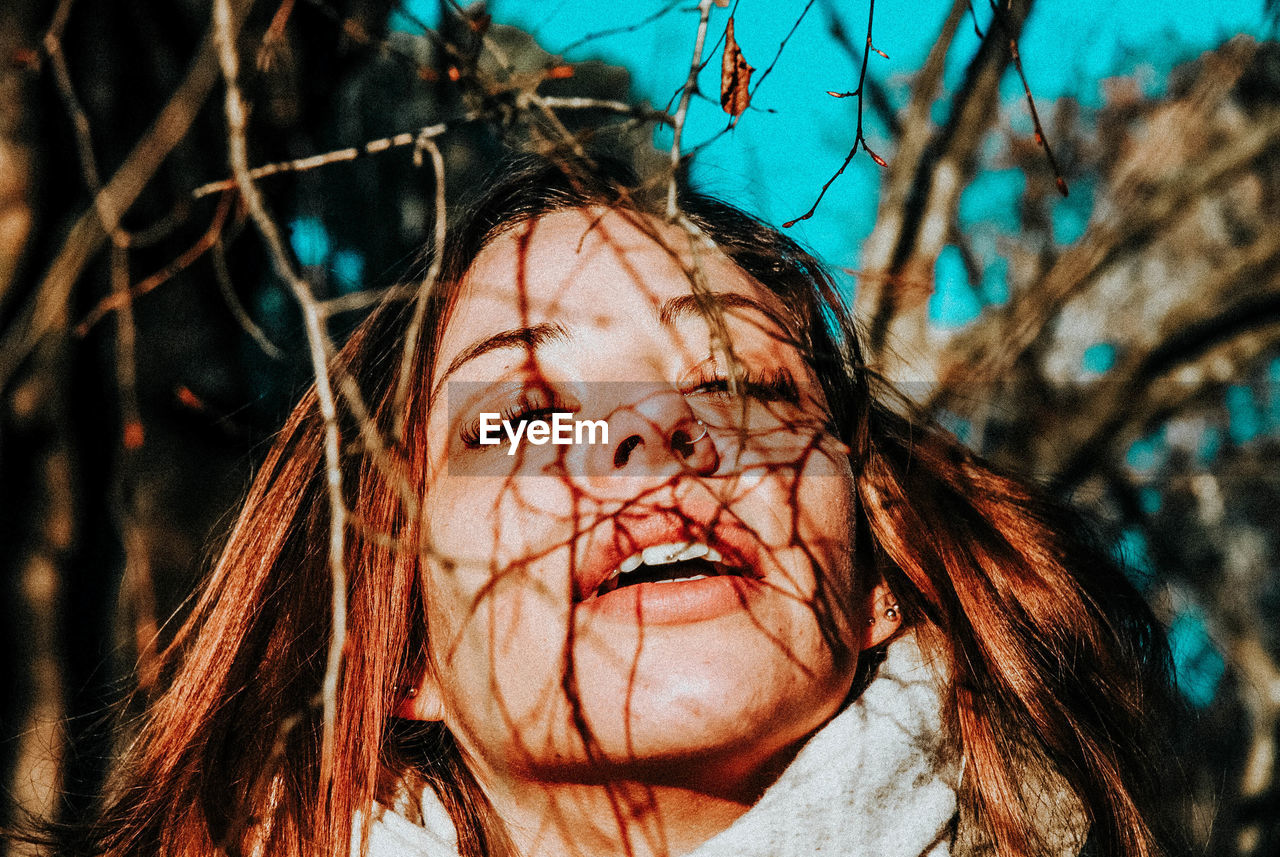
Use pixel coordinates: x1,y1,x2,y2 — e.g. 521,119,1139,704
60,156,1186,857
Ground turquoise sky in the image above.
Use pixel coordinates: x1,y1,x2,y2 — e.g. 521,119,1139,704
389,0,1271,270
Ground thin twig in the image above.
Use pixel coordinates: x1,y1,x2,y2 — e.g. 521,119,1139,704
42,0,153,455
211,238,285,360
109,244,144,449
316,284,414,316
191,119,461,198
749,0,819,100
190,99,665,199
645,0,819,161
667,0,716,219
444,0,517,83
212,0,349,801
75,193,234,336
0,25,224,391
518,91,595,162
784,0,884,227
44,0,105,206
43,0,147,448
988,0,1067,196
555,0,688,56
332,363,419,519
654,0,738,121
458,0,666,170
393,136,445,441
121,203,194,250
965,0,985,37
257,0,297,70
540,95,669,119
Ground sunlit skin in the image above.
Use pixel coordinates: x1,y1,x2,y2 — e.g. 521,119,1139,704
398,208,899,857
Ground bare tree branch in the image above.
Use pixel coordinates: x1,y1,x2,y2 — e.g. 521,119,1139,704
783,0,887,228
931,112,1280,412
212,0,350,799
0,24,225,391
667,0,716,220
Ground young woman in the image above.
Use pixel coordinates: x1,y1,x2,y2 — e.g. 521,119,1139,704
65,157,1186,857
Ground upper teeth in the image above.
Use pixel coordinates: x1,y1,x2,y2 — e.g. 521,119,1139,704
606,542,723,580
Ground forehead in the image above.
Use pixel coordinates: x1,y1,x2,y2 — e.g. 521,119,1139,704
435,208,781,362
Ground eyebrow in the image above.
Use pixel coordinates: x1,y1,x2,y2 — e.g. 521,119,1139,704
432,321,571,401
431,292,789,400
658,292,790,332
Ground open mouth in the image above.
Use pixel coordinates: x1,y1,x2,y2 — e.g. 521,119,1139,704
588,542,742,599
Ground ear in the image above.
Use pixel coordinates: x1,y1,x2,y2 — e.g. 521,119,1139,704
392,669,446,722
860,580,903,651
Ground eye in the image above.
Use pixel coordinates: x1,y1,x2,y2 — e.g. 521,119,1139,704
459,387,575,448
681,366,801,404
681,363,836,450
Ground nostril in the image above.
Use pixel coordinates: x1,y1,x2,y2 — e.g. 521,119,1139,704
671,419,707,460
613,434,643,468
670,428,694,459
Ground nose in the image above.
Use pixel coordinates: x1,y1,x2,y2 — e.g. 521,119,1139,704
604,387,719,478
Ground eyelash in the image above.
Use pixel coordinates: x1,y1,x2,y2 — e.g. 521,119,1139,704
459,388,573,448
681,366,801,404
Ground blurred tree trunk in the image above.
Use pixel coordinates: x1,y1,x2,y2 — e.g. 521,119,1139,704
856,0,1033,389
0,0,73,847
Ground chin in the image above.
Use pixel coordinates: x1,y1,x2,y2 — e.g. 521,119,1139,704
558,616,854,772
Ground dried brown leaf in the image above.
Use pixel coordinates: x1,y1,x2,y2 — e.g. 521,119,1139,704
720,17,754,125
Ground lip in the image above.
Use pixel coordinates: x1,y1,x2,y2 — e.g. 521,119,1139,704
577,574,764,625
573,511,766,624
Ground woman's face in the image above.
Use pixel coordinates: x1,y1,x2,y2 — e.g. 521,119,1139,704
414,207,861,797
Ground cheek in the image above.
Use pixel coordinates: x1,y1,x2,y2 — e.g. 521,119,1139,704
797,464,855,563
422,475,582,654
790,453,859,622
424,470,581,565
419,475,586,747
421,544,575,760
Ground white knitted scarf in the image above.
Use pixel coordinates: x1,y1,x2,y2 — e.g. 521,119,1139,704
362,633,961,857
